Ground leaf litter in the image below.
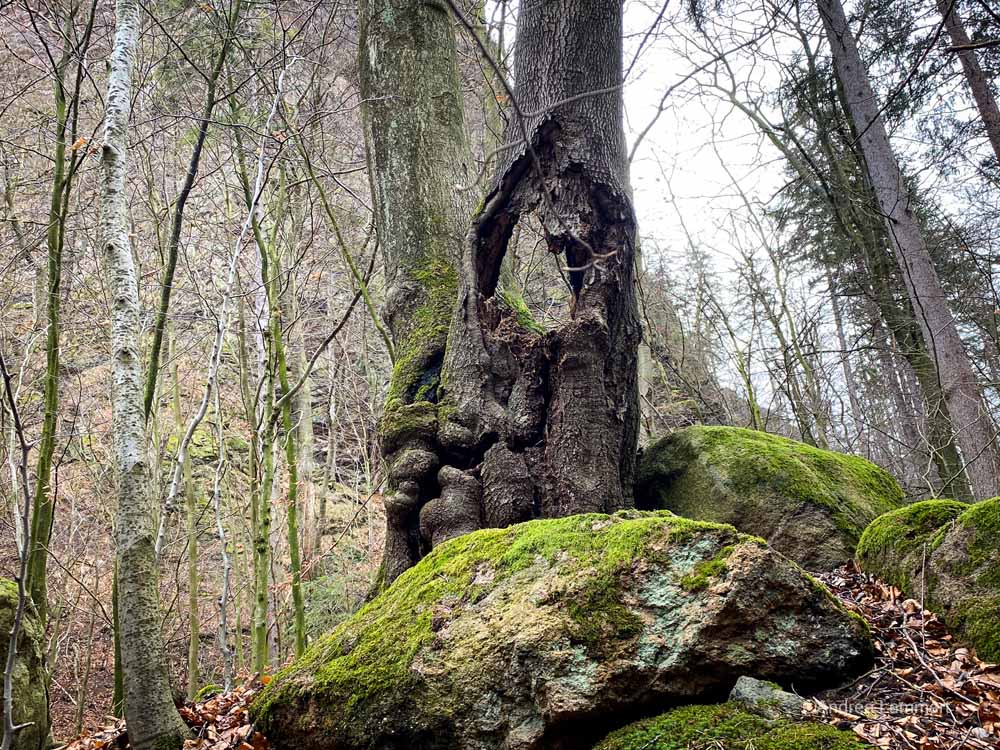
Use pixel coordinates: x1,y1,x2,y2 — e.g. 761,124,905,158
811,564,1000,749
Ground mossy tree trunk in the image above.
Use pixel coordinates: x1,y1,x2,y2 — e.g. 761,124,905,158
28,0,97,622
362,0,639,583
433,0,640,539
358,0,474,584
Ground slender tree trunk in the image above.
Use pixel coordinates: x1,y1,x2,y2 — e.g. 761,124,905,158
826,267,864,445
99,0,189,745
252,313,274,674
820,0,1000,498
210,387,234,691
262,171,306,657
27,42,70,623
171,338,199,702
286,271,315,572
936,0,1000,163
142,0,241,418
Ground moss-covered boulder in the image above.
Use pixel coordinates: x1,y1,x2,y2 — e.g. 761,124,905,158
594,703,869,749
855,499,968,591
858,497,1000,661
636,426,904,570
0,579,49,750
253,511,872,750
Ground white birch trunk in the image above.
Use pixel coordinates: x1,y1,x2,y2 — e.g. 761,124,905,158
99,0,189,747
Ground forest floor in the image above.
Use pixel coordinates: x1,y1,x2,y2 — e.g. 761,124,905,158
57,566,1000,750
815,565,1000,749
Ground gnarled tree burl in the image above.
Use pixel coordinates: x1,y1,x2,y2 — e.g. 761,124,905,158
361,0,640,584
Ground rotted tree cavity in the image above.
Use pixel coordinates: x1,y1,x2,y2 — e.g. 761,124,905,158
375,0,640,584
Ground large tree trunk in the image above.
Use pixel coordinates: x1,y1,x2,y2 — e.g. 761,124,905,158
819,0,1000,499
364,0,639,584
936,0,1000,164
99,0,189,747
433,0,640,544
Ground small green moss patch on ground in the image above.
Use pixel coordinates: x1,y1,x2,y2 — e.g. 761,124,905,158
595,703,869,749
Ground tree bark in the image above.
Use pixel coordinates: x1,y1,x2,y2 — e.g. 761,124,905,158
819,0,1000,499
438,0,641,531
364,0,639,584
99,0,189,746
936,0,1000,164
358,0,474,584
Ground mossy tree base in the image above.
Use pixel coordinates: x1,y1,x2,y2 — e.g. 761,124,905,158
1,578,50,750
636,426,904,570
367,0,644,586
857,496,1000,661
252,511,872,750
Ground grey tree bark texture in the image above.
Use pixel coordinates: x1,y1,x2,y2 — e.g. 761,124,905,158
99,0,190,747
819,0,1000,499
363,0,640,584
935,0,1000,165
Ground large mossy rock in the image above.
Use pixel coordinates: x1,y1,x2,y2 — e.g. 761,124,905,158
858,497,1000,661
0,578,49,750
594,703,869,750
636,426,904,570
253,511,872,750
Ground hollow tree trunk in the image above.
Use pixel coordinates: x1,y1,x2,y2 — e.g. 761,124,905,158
819,0,1000,499
365,0,639,584
425,2,640,550
99,0,189,746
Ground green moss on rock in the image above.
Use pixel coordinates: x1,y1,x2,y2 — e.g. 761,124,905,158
595,703,869,750
252,511,873,750
165,423,217,463
858,497,1000,661
856,499,968,591
0,579,49,750
680,544,735,592
637,426,904,570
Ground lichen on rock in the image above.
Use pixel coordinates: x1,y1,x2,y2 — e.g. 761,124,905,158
636,426,904,570
252,510,872,750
